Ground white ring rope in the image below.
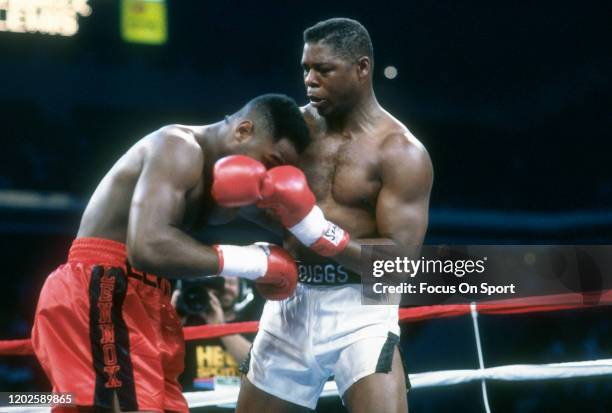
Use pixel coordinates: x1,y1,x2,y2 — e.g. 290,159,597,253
408,358,612,388
4,358,612,412
185,358,612,408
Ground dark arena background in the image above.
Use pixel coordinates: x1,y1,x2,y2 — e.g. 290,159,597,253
0,1,610,412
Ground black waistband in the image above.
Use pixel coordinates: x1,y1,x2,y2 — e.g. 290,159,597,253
297,261,361,286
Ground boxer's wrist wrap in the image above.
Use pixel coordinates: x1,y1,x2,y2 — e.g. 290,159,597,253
289,206,350,256
288,206,328,245
214,245,268,280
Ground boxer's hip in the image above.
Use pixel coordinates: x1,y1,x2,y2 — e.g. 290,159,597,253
36,237,177,346
249,275,400,409
65,237,172,297
35,237,179,342
259,280,400,348
32,237,186,411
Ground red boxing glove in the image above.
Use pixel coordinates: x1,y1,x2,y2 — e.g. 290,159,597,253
211,155,266,207
257,166,316,227
214,243,297,300
258,166,350,256
252,244,299,300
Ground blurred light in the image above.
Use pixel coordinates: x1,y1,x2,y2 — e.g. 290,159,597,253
121,0,167,45
384,66,398,79
0,0,91,36
0,190,81,210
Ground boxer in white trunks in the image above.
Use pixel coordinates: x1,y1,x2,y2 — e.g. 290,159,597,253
212,18,433,413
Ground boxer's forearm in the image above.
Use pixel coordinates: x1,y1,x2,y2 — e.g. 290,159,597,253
330,238,392,274
333,238,422,277
128,226,219,278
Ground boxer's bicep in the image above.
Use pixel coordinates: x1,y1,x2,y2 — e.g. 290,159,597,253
127,135,203,257
376,135,433,248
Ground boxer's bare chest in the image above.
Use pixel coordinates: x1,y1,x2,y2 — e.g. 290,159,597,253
299,130,382,235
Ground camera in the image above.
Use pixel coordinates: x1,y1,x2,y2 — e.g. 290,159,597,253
176,277,226,316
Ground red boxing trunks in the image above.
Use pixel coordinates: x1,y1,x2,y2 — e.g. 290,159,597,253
31,238,188,413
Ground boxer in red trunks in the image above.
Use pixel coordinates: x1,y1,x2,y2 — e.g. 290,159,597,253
31,94,309,413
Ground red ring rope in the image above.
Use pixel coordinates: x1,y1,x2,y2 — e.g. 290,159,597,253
1,290,611,355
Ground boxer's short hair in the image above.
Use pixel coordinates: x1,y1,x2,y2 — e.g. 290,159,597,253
303,18,373,65
245,94,310,153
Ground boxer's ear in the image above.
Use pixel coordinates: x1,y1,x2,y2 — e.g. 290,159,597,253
357,56,371,80
235,120,254,143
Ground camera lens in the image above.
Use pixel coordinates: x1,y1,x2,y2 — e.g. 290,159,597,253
181,285,211,315
177,277,225,316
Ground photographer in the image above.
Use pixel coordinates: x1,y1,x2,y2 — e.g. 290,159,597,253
172,276,262,391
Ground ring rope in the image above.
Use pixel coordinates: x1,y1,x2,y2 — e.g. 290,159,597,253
1,290,610,412
2,358,612,412
471,302,492,413
1,290,611,355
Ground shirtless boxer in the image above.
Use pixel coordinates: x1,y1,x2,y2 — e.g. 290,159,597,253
212,19,433,412
30,94,309,413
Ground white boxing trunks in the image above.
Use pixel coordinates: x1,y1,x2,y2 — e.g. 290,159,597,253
242,268,402,410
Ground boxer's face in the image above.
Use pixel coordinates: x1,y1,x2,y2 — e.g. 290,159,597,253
244,135,299,168
302,42,361,117
229,120,299,168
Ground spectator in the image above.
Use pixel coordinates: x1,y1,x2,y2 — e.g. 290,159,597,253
171,276,263,391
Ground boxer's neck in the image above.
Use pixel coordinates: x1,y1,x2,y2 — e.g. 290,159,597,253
326,88,382,135
197,121,228,173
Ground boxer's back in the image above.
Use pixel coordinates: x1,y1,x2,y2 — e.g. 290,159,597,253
77,125,206,242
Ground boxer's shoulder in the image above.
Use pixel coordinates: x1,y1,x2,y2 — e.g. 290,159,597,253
148,124,200,149
300,105,325,134
376,112,428,160
379,128,433,188
140,124,204,166
300,104,317,118
380,130,425,155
